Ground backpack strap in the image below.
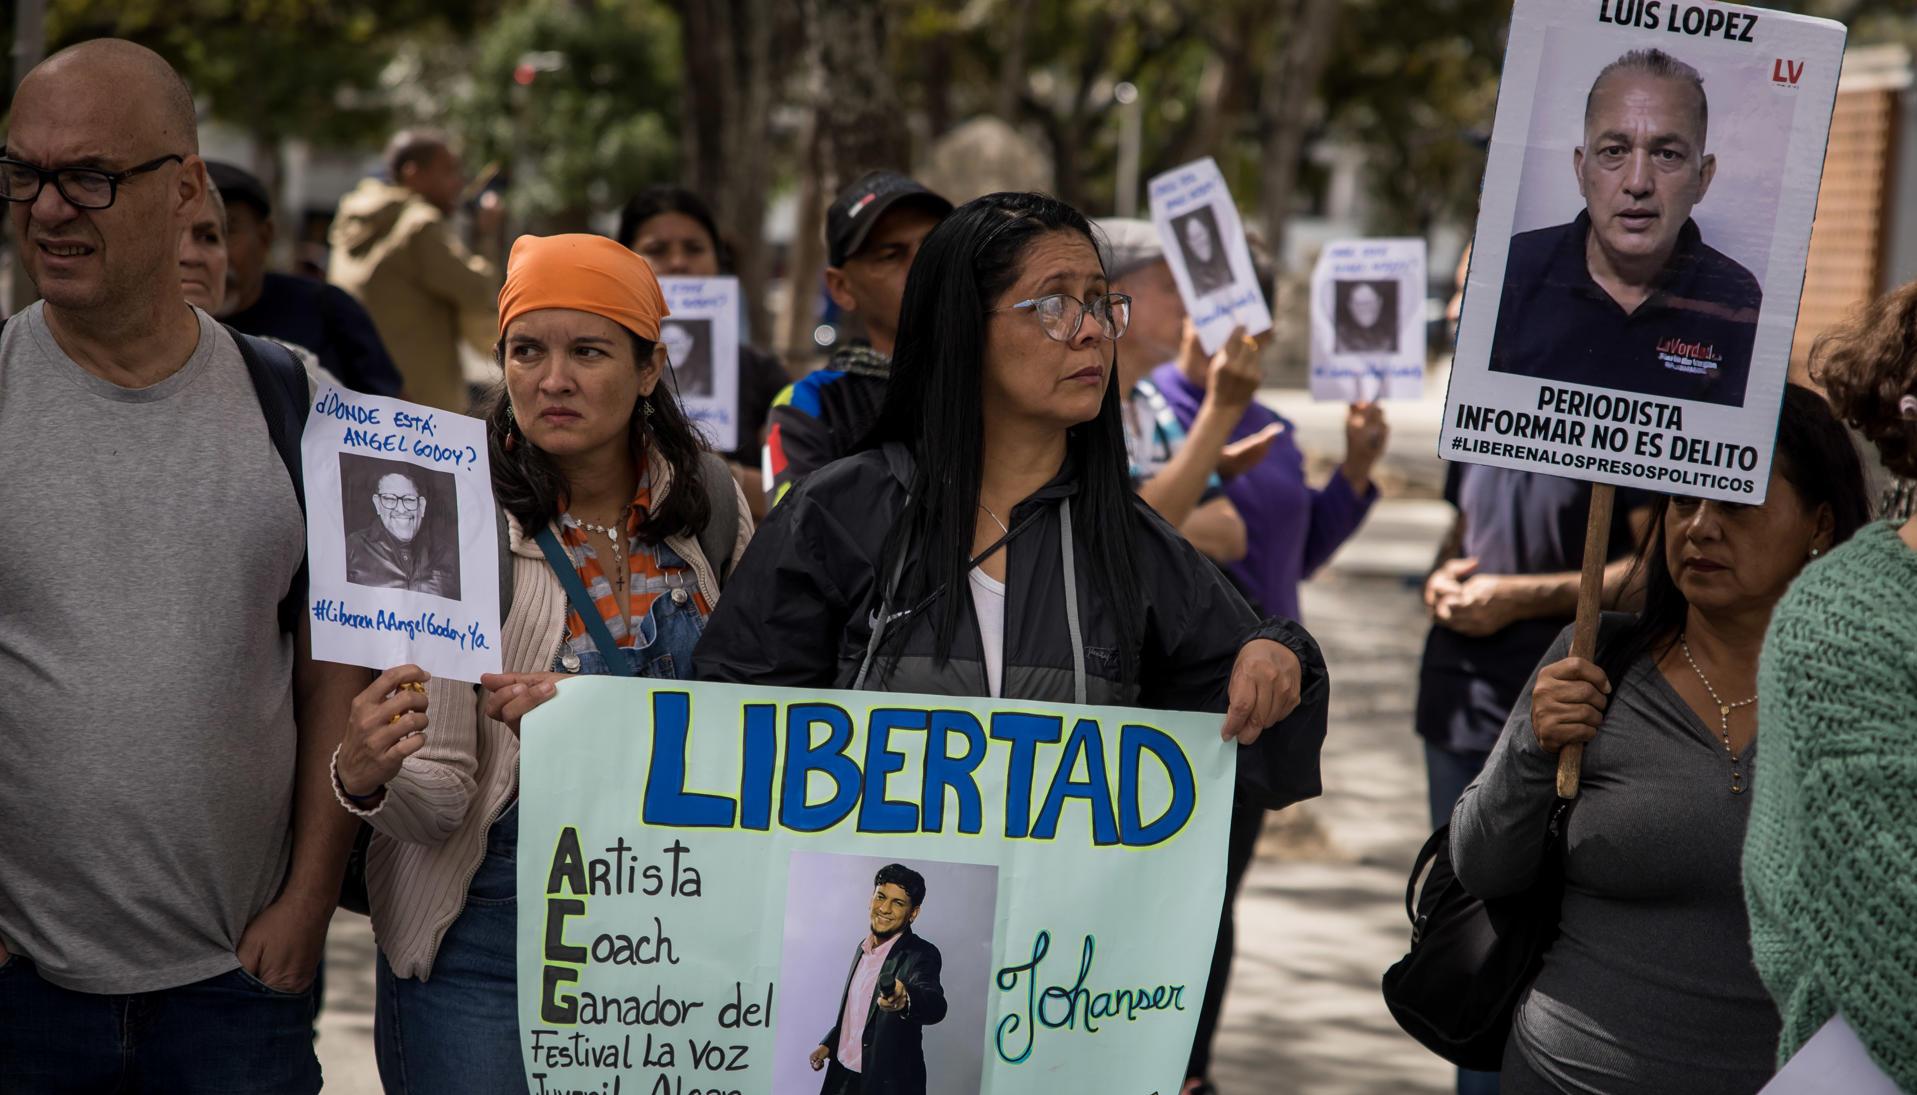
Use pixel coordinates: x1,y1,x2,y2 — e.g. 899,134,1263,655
496,504,515,617
695,450,740,588
227,325,311,637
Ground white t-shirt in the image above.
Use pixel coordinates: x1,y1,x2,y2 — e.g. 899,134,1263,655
968,568,1006,698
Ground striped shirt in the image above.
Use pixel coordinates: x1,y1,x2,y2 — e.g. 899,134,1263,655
555,479,710,653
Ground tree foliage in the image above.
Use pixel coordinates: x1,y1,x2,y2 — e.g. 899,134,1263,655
5,0,496,144
452,0,683,228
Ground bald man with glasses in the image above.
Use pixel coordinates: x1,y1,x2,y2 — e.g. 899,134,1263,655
0,39,366,1094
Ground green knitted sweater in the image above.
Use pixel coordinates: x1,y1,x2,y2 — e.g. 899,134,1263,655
1746,519,1917,1088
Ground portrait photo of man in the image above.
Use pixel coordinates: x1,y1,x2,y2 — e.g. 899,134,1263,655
807,864,948,1095
341,454,461,599
1489,47,1763,406
1171,205,1234,298
660,317,714,399
1334,279,1400,354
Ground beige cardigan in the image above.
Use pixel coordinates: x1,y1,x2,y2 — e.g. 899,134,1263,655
332,473,751,980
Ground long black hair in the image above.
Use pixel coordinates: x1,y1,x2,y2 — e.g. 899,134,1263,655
864,192,1141,675
1595,383,1871,684
485,330,713,545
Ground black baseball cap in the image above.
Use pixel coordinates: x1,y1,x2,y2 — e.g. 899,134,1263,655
207,161,272,219
825,170,952,268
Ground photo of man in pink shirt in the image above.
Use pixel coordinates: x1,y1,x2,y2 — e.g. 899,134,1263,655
807,864,948,1095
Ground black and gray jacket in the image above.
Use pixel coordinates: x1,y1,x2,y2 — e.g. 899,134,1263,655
694,443,1331,811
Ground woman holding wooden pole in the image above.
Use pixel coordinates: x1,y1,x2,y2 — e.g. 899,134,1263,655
1448,384,1869,1094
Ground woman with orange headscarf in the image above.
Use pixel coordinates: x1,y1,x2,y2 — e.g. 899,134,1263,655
330,234,753,1092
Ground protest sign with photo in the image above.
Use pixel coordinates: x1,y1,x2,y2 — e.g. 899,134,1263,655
660,277,743,453
1148,157,1274,355
516,679,1234,1095
1440,0,1845,504
1310,239,1428,402
302,384,501,682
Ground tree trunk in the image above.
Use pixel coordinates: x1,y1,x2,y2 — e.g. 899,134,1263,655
675,0,783,347
1259,0,1338,276
994,0,1032,124
778,0,911,367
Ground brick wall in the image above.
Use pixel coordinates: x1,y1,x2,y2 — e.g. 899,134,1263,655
1792,86,1900,378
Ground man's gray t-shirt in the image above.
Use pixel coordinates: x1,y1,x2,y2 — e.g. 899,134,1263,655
0,303,304,993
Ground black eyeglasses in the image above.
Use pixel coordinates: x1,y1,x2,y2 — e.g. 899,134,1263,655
0,154,184,211
989,292,1132,343
375,493,424,514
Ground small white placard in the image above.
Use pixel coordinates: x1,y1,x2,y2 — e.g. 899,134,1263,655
1148,157,1274,355
302,385,502,683
660,276,742,453
1310,238,1427,402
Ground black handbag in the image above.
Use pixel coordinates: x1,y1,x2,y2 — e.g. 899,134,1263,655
1380,796,1574,1070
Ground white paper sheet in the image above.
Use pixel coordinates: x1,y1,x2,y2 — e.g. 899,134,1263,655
1760,1016,1901,1094
659,276,742,452
1437,0,1846,505
1309,238,1427,402
302,385,502,683
1147,157,1274,355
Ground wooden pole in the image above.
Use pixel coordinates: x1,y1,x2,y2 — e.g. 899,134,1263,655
1556,482,1615,798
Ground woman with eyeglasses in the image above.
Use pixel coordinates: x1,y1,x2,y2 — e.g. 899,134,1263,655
691,192,1331,813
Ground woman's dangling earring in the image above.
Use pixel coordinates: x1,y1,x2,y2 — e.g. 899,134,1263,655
503,402,519,452
642,398,656,419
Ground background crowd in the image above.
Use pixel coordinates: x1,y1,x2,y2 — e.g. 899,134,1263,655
2,7,1917,1095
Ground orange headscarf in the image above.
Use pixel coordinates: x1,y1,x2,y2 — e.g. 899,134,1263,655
496,233,670,343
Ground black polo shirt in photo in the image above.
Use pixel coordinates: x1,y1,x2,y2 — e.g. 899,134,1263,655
1489,211,1762,407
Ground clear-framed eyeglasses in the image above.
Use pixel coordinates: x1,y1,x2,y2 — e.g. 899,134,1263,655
990,292,1131,343
0,154,184,211
375,493,423,514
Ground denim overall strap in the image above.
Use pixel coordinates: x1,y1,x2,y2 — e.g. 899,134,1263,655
532,526,635,678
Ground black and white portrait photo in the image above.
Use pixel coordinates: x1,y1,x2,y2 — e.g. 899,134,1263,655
660,317,715,400
339,452,461,599
1171,205,1234,298
1334,279,1400,355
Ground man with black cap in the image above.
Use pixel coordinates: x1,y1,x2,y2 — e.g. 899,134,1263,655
763,170,951,508
208,161,403,397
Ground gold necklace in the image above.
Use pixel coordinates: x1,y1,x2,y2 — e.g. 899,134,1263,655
1679,635,1757,795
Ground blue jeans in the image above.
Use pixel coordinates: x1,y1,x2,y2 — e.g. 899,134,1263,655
1425,741,1500,1095
0,954,320,1093
1425,741,1491,834
376,802,526,1095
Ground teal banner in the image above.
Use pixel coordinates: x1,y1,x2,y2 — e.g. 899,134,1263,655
517,678,1234,1095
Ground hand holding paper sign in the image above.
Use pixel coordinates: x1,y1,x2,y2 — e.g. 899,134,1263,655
1222,639,1303,743
1188,323,1262,412
338,664,434,798
1343,402,1388,489
1528,657,1611,755
480,671,566,736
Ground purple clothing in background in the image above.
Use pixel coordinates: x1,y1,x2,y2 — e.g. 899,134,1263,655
1150,363,1377,621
